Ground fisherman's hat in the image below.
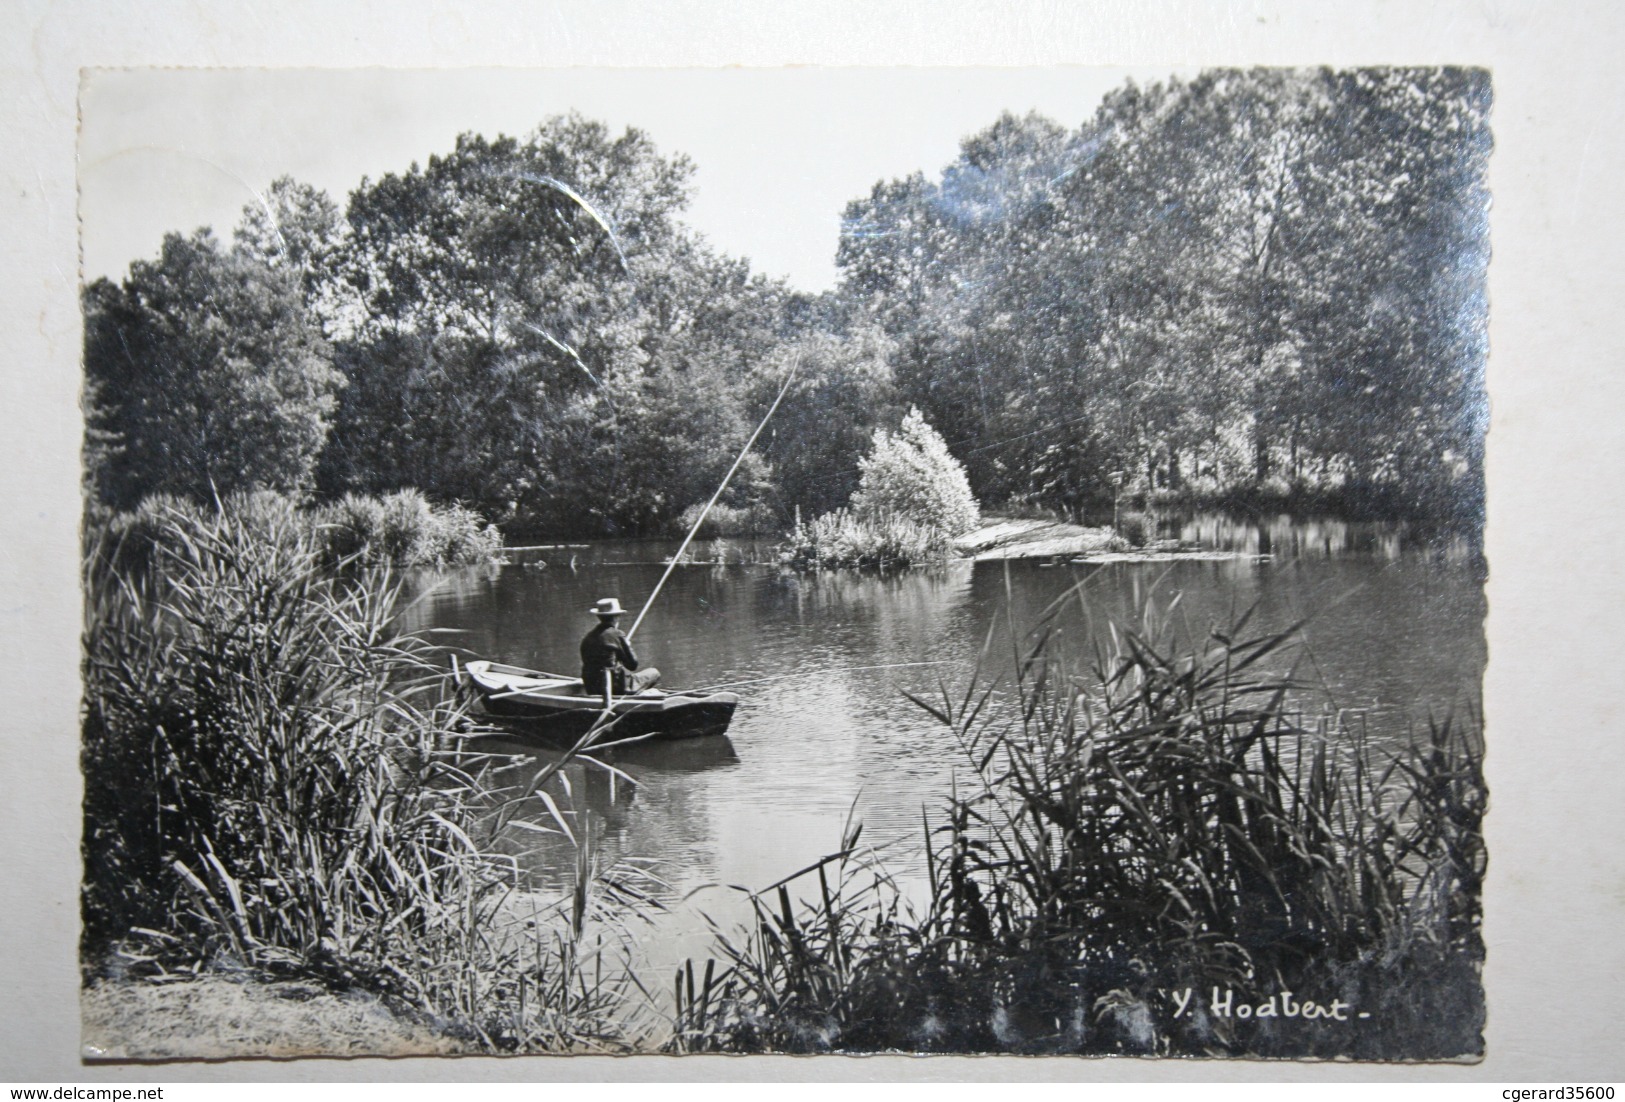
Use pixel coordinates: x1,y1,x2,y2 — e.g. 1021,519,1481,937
590,597,627,617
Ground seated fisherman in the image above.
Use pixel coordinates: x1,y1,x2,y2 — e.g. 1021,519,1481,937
580,597,662,698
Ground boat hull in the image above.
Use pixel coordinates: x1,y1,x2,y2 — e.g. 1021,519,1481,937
458,660,739,742
481,701,738,741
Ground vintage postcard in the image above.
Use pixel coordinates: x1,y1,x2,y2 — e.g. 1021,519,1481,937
74,66,1490,1063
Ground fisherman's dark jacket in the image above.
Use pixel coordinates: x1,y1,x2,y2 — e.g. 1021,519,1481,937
580,621,639,693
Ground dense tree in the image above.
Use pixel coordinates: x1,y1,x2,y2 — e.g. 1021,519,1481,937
318,115,806,535
836,69,1491,523
754,327,898,520
233,176,356,337
83,231,341,509
837,113,1078,496
1292,68,1491,517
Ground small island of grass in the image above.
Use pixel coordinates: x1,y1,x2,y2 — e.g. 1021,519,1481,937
783,407,982,568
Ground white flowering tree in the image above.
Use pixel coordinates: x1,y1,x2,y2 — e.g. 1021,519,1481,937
850,407,980,536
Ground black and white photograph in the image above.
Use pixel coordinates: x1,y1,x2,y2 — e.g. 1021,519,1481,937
8,0,1625,1087
67,64,1497,1063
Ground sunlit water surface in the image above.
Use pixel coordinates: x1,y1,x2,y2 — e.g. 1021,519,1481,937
396,515,1485,991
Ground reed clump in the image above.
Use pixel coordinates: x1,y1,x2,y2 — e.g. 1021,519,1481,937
81,501,639,1052
688,593,1485,1059
783,508,951,569
314,489,503,568
94,488,503,574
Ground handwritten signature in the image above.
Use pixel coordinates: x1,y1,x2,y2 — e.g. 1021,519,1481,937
1171,987,1372,1022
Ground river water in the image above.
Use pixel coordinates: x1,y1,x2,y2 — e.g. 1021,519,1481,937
397,515,1485,982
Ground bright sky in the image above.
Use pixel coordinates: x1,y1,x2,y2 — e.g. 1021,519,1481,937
78,67,1176,292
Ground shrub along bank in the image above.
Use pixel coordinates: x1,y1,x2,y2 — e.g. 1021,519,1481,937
784,408,981,569
782,508,951,569
93,488,503,574
81,502,641,1052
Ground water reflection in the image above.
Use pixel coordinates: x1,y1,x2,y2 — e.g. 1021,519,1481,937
402,518,1485,970
452,733,742,894
1171,512,1481,568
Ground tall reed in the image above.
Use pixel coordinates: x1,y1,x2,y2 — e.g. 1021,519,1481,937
81,501,641,1051
689,589,1485,1058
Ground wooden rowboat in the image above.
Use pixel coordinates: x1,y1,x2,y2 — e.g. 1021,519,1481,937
456,659,739,742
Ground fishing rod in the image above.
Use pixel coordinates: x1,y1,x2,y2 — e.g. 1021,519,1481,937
624,353,801,642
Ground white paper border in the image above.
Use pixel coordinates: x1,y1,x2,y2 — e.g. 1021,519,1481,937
5,0,1624,1082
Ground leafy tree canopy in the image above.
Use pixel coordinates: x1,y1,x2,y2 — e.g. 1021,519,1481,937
84,73,1492,536
837,69,1490,523
84,230,341,510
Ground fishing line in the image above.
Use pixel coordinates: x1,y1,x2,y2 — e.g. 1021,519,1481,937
625,353,801,641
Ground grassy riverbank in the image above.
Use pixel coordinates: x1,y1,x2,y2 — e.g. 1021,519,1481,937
674,595,1486,1059
81,501,646,1054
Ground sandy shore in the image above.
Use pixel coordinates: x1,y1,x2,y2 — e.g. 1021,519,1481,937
953,516,1263,563
81,976,465,1060
952,517,1122,560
